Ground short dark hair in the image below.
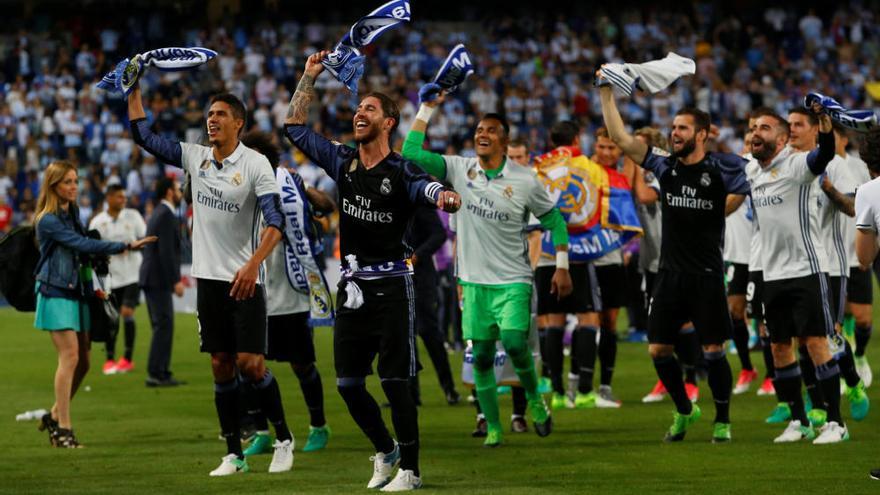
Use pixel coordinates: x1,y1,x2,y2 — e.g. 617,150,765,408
550,121,580,147
105,184,125,195
362,92,400,137
480,113,510,137
863,128,880,175
209,93,247,134
595,126,610,139
155,177,176,201
788,107,818,126
508,137,529,149
241,130,280,170
675,107,711,137
756,111,790,138
748,107,776,122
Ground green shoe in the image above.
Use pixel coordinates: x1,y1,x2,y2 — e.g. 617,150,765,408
497,386,511,395
574,392,597,409
765,403,791,424
302,425,331,452
243,432,273,456
484,423,503,447
847,382,870,421
712,422,731,443
528,398,553,437
551,393,567,410
664,404,702,442
807,408,827,427
538,377,553,394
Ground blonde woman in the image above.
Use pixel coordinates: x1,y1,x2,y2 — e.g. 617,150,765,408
34,161,155,447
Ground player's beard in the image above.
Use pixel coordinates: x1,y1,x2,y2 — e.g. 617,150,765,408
354,121,382,145
672,136,696,158
751,137,777,162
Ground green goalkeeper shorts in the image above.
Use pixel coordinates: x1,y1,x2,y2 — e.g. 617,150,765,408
461,282,532,340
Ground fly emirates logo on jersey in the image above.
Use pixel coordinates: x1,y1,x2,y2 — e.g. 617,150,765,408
465,196,511,222
665,184,714,210
750,184,784,208
342,194,393,224
196,185,242,213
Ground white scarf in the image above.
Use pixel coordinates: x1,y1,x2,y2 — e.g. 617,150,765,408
599,52,695,97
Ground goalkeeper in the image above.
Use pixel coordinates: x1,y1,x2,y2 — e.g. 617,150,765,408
402,84,572,447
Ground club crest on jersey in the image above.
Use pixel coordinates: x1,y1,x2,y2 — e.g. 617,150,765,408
503,185,514,199
200,159,211,170
700,172,711,187
380,177,392,195
231,172,242,186
467,168,478,180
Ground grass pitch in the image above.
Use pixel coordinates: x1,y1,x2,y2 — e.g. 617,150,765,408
2,306,879,494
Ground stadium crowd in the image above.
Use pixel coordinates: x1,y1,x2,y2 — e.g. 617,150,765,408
0,3,879,235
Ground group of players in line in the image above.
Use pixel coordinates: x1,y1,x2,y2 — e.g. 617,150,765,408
103,48,877,491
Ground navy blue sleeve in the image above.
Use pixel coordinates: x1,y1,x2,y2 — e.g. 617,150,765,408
130,119,183,167
412,207,447,260
401,160,444,206
38,214,127,255
640,148,671,179
258,193,284,232
284,124,350,181
806,131,836,176
715,153,751,195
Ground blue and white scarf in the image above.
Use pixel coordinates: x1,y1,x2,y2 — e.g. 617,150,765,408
322,0,411,93
97,47,217,96
339,255,413,310
433,44,474,93
277,167,335,326
805,92,878,133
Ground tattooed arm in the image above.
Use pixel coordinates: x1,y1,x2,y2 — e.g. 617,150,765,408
285,51,329,126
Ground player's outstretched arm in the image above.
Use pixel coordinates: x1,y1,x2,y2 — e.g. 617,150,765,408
597,85,648,165
127,84,183,167
285,51,329,126
805,102,835,176
820,177,856,217
401,84,448,179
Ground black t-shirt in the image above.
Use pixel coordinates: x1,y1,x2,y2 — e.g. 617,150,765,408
285,125,443,267
641,148,750,276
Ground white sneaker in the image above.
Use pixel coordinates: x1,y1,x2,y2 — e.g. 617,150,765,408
596,386,622,409
812,421,849,445
209,453,249,476
380,469,422,492
773,420,815,443
268,439,294,473
856,356,873,388
367,442,400,489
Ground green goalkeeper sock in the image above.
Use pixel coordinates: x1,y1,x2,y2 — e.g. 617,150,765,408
472,340,501,430
501,330,540,402
844,315,856,340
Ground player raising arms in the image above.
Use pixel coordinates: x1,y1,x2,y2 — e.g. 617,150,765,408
597,77,749,443
284,52,461,492
403,85,571,448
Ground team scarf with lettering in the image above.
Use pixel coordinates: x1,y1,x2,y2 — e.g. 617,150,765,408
805,92,878,132
433,44,475,93
97,47,217,96
277,167,334,326
322,0,411,93
534,147,642,261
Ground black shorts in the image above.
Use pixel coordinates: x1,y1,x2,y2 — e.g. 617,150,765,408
643,271,657,312
196,278,267,354
828,276,847,325
746,271,764,321
111,283,140,309
763,273,835,344
724,262,748,296
267,312,316,365
535,263,602,315
334,275,419,380
647,269,731,346
847,267,873,305
595,263,626,309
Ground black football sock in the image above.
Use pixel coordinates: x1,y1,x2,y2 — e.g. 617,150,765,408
240,382,268,431
538,327,550,378
731,318,753,371
338,379,395,454
704,350,732,424
215,378,243,457
544,326,566,395
653,355,692,415
773,363,808,424
574,326,598,394
837,340,861,388
798,346,825,410
123,316,136,361
675,325,699,384
761,336,775,379
512,386,527,416
252,369,292,442
598,328,617,386
855,325,872,357
816,359,843,424
294,364,326,427
382,379,419,476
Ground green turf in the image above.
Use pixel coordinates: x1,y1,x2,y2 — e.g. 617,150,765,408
2,306,879,494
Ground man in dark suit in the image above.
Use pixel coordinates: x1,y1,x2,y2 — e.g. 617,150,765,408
140,177,184,387
408,205,460,405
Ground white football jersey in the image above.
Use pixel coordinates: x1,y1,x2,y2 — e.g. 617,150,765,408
817,154,867,276
746,147,830,282
723,199,752,265
89,208,146,288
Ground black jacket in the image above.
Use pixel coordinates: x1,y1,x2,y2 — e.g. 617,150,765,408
139,202,181,290
406,206,446,282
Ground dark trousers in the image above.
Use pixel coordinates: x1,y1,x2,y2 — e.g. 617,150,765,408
437,266,462,346
144,288,174,380
414,270,455,396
